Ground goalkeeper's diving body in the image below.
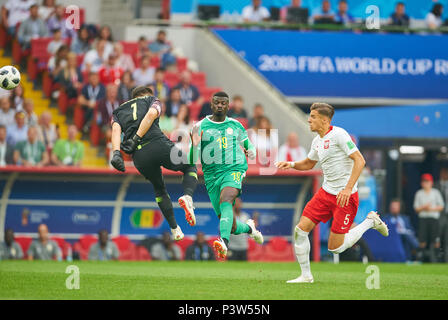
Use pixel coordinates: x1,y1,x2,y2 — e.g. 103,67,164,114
276,102,389,283
110,86,198,241
189,91,264,259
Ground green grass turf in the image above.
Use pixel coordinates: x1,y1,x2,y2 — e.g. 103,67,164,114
0,261,447,300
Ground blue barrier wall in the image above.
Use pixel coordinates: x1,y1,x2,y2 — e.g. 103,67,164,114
172,0,448,20
213,29,448,99
0,169,314,242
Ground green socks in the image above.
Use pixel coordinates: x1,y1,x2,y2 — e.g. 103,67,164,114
219,202,233,242
233,220,251,235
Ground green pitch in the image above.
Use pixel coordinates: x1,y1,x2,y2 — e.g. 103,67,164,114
0,261,447,300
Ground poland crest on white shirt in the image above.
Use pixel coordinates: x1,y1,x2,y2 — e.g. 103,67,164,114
307,126,359,196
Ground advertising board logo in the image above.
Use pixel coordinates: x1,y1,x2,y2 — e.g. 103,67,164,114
72,210,101,225
130,209,163,229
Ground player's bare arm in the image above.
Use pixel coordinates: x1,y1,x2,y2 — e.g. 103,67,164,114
110,121,125,172
336,150,366,207
275,158,317,171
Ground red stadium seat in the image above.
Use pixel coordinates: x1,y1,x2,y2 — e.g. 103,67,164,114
136,245,151,261
73,104,85,130
236,118,249,129
120,41,139,66
0,25,11,49
188,102,202,121
27,38,53,81
247,238,265,261
51,236,72,260
73,234,97,260
150,55,161,68
263,237,295,262
15,236,33,258
191,72,207,87
112,235,138,261
176,237,194,260
200,87,222,102
176,57,188,72
164,71,180,88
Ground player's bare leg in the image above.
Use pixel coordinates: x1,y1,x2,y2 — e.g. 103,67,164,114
328,211,388,255
287,216,315,284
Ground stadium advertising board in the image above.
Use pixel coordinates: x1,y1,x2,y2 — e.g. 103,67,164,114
214,29,448,99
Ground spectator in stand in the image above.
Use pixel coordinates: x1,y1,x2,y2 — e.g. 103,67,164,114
132,56,156,87
228,198,252,261
1,0,36,36
312,0,335,24
51,124,84,167
165,87,185,117
0,125,14,166
136,35,151,63
248,103,265,128
280,0,302,23
96,84,119,144
36,111,58,149
117,71,135,103
385,198,419,262
249,116,278,166
38,0,56,22
22,99,38,127
10,85,25,112
0,229,23,260
439,167,448,262
47,44,69,79
198,100,212,120
17,4,48,49
88,229,120,261
47,4,75,39
47,28,64,55
96,25,114,58
151,68,170,102
114,42,135,73
414,173,445,263
82,39,110,73
27,224,62,260
55,52,83,99
334,0,354,25
185,232,215,261
14,126,49,166
173,70,200,105
70,25,92,55
242,0,270,23
149,30,176,69
7,111,28,146
78,72,106,134
426,3,444,30
150,231,182,261
228,95,248,119
99,53,124,86
0,97,15,127
158,102,175,137
278,132,307,162
389,2,410,27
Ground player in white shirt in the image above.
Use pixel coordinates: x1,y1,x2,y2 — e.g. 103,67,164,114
276,102,388,283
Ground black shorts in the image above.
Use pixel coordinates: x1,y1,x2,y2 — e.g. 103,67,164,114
418,217,439,244
132,137,195,195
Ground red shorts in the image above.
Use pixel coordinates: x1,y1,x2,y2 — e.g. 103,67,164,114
302,188,359,234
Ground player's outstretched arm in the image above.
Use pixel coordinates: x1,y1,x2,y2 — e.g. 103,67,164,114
188,124,202,164
243,138,256,160
336,150,366,207
275,158,317,171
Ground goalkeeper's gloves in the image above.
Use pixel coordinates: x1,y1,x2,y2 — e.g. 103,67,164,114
121,134,142,154
111,150,125,172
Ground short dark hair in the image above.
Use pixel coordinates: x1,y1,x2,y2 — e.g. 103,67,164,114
132,86,153,99
213,91,229,99
310,102,335,119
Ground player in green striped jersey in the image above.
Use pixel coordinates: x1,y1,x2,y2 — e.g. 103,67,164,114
189,92,264,259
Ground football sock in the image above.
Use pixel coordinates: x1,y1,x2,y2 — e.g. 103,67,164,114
182,168,198,197
329,218,374,254
219,202,233,244
232,220,251,235
294,226,312,278
156,194,177,229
